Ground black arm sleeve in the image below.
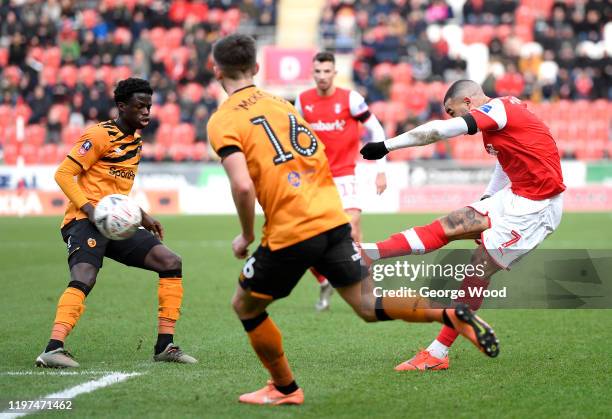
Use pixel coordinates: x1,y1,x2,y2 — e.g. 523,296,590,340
462,114,478,135
217,145,242,159
355,110,372,123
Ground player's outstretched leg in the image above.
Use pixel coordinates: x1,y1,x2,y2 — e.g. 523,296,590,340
336,280,499,358
36,264,96,368
144,245,197,364
232,287,304,405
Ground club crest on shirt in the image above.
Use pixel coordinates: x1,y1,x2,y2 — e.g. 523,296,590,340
334,103,341,114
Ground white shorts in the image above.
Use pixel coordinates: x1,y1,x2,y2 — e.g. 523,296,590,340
333,175,361,211
469,188,563,269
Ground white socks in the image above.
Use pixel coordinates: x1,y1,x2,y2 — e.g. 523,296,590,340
426,339,449,359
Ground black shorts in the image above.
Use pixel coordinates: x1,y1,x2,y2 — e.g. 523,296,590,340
61,219,162,270
238,223,366,300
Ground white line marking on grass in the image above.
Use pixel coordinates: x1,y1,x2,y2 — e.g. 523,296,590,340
0,372,140,418
0,370,134,376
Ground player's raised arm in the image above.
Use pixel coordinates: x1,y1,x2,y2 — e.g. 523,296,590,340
360,117,469,160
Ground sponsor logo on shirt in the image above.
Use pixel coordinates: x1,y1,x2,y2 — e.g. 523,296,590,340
78,140,92,156
309,119,346,132
478,104,492,113
108,166,136,180
305,105,314,113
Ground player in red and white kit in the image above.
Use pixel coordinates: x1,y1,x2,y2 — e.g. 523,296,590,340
295,51,388,311
360,79,565,370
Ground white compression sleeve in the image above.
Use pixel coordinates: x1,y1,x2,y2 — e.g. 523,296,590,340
384,117,469,150
484,161,510,197
362,113,387,171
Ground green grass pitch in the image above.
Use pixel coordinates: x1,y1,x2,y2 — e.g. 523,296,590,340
1,213,611,418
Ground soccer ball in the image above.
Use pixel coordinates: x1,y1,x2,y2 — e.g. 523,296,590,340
94,194,142,240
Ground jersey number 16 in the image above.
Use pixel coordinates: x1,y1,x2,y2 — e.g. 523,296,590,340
251,114,318,165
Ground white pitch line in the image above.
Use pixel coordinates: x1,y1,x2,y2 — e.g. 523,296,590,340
0,372,140,418
1,370,131,376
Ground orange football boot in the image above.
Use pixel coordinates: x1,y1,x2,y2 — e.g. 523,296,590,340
239,381,304,405
445,303,499,357
395,350,449,371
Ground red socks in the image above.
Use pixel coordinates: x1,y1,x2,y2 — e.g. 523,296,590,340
375,220,449,258
310,268,327,285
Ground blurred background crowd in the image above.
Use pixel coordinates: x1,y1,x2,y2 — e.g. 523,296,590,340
0,0,609,164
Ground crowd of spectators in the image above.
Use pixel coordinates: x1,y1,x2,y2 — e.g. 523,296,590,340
0,0,277,163
320,0,610,159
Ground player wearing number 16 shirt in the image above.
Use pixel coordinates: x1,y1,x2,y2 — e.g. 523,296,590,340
208,35,499,407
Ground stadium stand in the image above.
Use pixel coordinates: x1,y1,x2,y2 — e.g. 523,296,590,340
0,0,277,164
321,0,610,161
0,0,608,165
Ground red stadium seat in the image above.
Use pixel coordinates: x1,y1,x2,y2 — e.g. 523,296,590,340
113,66,133,84
155,124,176,146
61,125,84,145
149,27,167,50
114,27,132,45
496,25,513,42
0,105,12,129
168,144,188,162
159,104,181,126
42,47,62,69
166,27,185,49
207,9,225,25
368,101,387,122
373,63,393,81
390,83,411,104
15,103,32,123
39,144,59,164
0,48,8,67
4,66,21,85
59,65,78,88
41,66,58,85
404,94,428,116
386,102,409,123
25,124,46,146
97,65,116,86
391,63,413,85
78,65,97,87
2,126,17,145
189,1,209,21
182,83,204,102
81,9,98,29
21,144,38,164
50,104,70,126
3,143,18,165
175,123,195,145
56,143,73,161
192,142,209,161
